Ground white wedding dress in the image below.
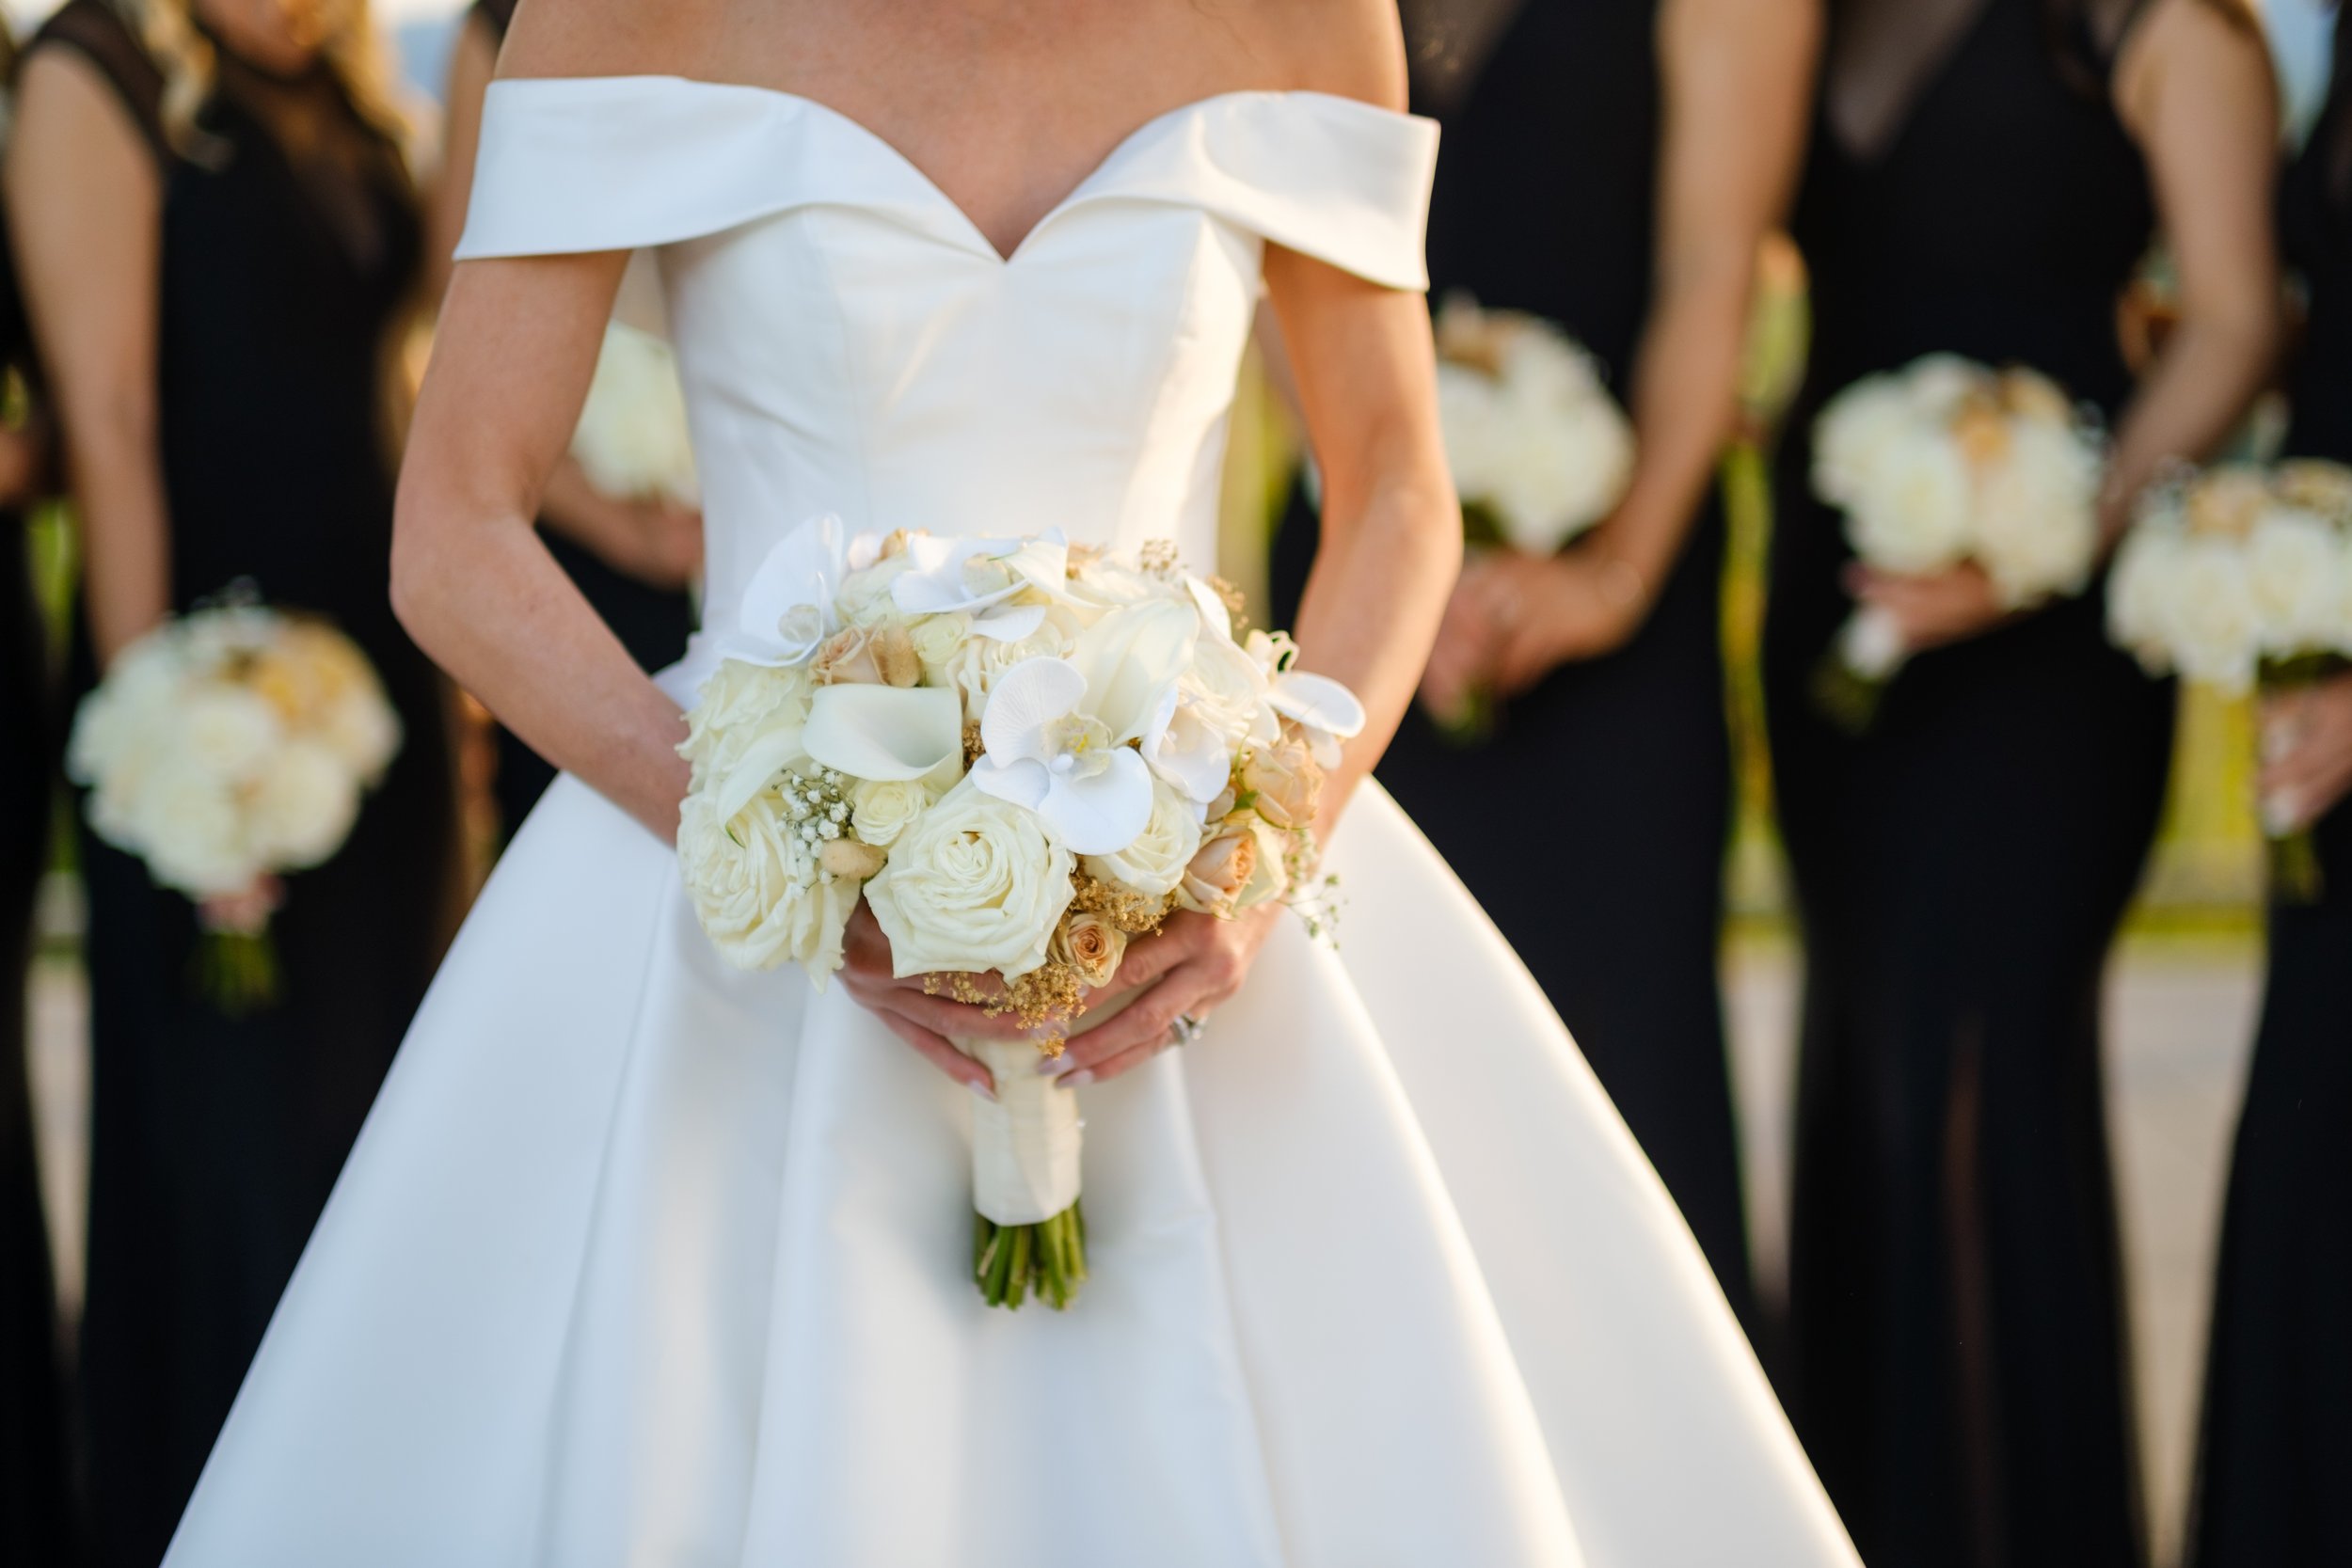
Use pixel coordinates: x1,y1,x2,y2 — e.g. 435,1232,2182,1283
166,77,1858,1567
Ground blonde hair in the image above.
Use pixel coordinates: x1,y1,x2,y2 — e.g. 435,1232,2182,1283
107,0,409,159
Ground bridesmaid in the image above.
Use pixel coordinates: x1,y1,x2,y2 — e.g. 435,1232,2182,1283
6,2,460,1560
426,0,698,837
2189,13,2352,1562
1271,0,1820,1328
1763,2,2278,1563
0,21,76,1560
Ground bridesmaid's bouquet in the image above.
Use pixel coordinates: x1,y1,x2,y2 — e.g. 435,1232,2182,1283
1811,355,2106,727
1427,293,1634,737
2109,460,2352,898
569,322,698,505
675,517,1360,1309
1433,293,1635,556
67,594,404,1011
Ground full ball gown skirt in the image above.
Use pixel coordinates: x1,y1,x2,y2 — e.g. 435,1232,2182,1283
166,75,1857,1565
1269,0,1754,1326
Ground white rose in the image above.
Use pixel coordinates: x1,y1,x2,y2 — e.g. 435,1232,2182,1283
1972,418,2101,605
943,607,1079,723
677,787,858,981
1436,363,1505,504
1483,390,1633,554
679,659,813,785
1080,775,1203,898
2161,536,2262,696
176,685,284,784
247,738,362,869
67,634,182,784
907,613,971,681
863,781,1074,979
1847,427,1975,576
2245,506,2344,653
129,765,257,897
2106,527,2185,672
850,774,946,850
318,685,403,782
1902,355,1983,418
570,323,697,505
1813,379,1917,509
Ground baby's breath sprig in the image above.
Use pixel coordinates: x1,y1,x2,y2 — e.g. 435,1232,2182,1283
778,766,857,885
1282,830,1343,947
1071,873,1173,936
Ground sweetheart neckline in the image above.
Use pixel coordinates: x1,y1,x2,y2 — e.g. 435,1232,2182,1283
485,75,1428,265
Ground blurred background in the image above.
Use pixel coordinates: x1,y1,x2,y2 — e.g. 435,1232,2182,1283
1,2,2342,1565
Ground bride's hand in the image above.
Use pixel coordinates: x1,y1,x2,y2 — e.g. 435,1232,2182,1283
1040,904,1282,1088
839,903,1038,1099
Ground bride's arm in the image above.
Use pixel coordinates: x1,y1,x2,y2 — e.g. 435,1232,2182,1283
392,248,691,842
1043,248,1458,1089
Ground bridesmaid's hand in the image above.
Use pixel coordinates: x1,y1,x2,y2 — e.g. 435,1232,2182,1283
2260,676,2352,833
1420,548,1647,717
1038,905,1282,1088
1847,562,2010,655
839,903,1038,1099
602,499,705,592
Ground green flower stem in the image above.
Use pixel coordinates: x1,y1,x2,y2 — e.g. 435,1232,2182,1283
972,1201,1088,1311
196,928,282,1017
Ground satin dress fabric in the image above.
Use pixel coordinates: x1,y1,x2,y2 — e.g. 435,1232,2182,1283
165,77,1858,1568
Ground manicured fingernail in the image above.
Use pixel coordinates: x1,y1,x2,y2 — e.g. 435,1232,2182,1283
969,1080,996,1103
1034,1054,1063,1076
2262,791,2302,836
1061,1069,1092,1088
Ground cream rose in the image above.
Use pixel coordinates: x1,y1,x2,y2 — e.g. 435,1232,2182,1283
814,624,921,688
907,613,971,681
248,738,362,868
1972,419,2100,606
1850,429,1974,576
2245,507,2344,652
863,782,1074,979
1080,775,1203,898
2163,536,2263,695
679,659,812,784
1049,910,1126,989
129,765,252,897
677,788,859,979
944,609,1079,722
850,774,945,850
1238,732,1322,832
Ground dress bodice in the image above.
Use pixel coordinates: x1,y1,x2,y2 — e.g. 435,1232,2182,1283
457,76,1438,637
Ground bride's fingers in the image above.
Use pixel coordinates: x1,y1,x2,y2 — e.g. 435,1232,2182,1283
877,1012,995,1098
1053,968,1216,1078
1106,919,1207,994
854,982,1035,1042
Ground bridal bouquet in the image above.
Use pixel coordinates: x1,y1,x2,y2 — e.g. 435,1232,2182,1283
67,595,404,1011
676,517,1362,1308
1811,355,2106,727
569,321,697,505
2109,460,2352,897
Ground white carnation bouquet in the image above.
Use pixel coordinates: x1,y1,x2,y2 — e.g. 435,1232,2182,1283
676,516,1362,1308
67,593,403,1010
1811,355,2106,726
569,321,697,506
2109,459,2352,898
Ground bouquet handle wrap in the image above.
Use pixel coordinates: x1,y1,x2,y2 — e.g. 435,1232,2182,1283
958,988,1140,1227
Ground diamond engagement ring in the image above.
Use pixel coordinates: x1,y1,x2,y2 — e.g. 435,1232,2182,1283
1169,1013,1206,1049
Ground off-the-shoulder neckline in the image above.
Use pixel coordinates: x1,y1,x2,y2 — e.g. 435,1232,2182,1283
484,76,1431,264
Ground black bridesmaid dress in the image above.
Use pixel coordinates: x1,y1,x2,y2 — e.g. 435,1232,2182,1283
1764,3,2169,1564
1270,0,1754,1328
2188,29,2352,1566
0,154,78,1564
24,8,460,1564
467,0,695,835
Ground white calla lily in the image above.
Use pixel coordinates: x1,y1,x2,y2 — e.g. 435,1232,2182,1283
801,685,965,783
969,657,1157,854
723,514,858,666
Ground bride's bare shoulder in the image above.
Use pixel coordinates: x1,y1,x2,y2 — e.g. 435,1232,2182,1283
490,0,731,82
1241,0,1407,110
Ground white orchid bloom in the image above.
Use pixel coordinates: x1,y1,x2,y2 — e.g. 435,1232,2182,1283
722,514,866,667
890,531,1067,641
969,598,1197,853
1268,672,1366,769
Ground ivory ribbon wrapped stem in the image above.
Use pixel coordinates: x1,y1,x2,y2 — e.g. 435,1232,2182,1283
958,988,1139,1227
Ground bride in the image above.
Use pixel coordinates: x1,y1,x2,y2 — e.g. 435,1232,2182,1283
166,0,1858,1562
